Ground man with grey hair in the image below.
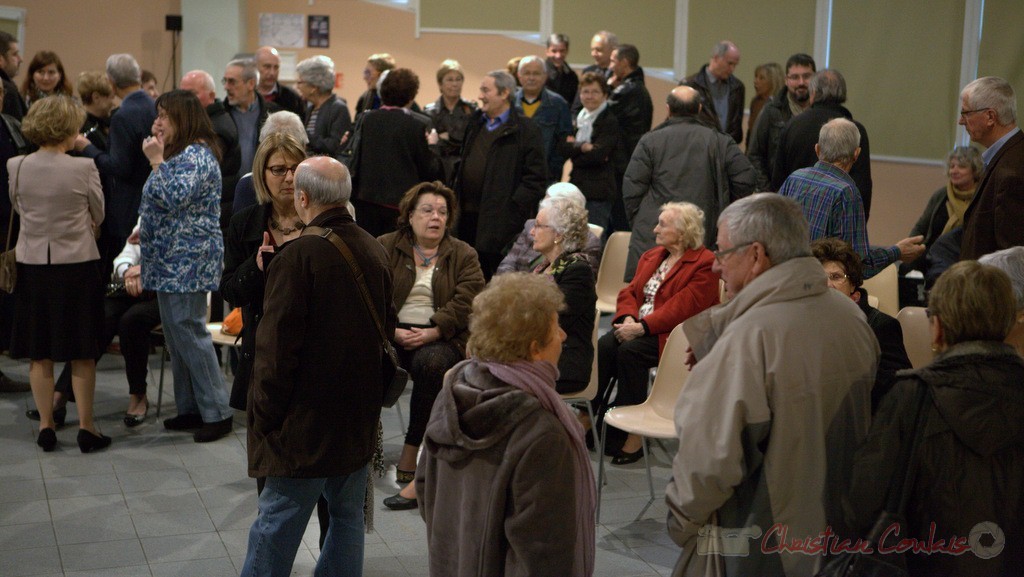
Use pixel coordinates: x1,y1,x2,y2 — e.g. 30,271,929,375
682,40,745,144
455,70,546,279
959,76,1023,259
772,69,874,219
666,192,878,577
623,85,755,279
73,53,156,278
515,55,572,182
242,156,394,577
779,117,923,278
181,69,241,228
978,246,1024,354
224,57,270,176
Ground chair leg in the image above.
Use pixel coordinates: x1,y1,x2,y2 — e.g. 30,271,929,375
585,401,599,451
394,402,406,435
635,436,657,520
596,418,609,524
156,346,168,418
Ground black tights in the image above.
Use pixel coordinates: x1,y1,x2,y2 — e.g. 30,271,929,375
399,340,464,448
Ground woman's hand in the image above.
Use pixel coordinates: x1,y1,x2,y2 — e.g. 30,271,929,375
256,232,274,271
124,265,143,297
613,316,644,343
395,326,440,351
426,129,439,145
73,134,91,152
581,142,594,153
142,134,165,165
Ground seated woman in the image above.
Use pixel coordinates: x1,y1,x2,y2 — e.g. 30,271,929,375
849,261,1024,577
905,145,982,276
380,181,485,511
530,196,596,395
812,237,912,412
596,202,718,464
417,273,595,577
496,182,602,279
979,246,1024,356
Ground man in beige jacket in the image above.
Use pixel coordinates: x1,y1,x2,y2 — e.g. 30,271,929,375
666,193,878,576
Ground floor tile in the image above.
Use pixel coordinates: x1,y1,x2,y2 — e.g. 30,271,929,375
149,556,236,577
63,565,152,577
49,494,130,521
43,474,122,500
140,532,227,564
0,522,56,551
117,468,194,494
124,488,205,515
53,514,139,545
0,545,63,576
0,499,50,526
132,509,215,538
58,539,147,572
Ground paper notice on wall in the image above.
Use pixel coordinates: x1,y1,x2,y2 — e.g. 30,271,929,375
258,13,305,49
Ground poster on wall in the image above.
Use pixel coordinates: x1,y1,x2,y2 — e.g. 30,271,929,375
258,13,305,48
308,15,329,48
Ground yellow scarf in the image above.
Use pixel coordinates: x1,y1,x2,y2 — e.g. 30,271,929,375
943,182,975,235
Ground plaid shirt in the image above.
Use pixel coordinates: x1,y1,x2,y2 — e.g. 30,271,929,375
779,161,898,278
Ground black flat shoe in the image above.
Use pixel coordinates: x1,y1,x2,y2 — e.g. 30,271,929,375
395,468,415,484
611,447,644,466
163,413,204,431
37,428,57,452
123,401,149,428
383,493,418,510
77,429,112,454
26,406,67,427
193,417,233,443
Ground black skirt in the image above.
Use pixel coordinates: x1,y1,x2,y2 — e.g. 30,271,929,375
10,260,104,361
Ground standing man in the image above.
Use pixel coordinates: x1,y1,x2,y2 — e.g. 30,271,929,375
515,56,573,183
241,156,394,577
255,46,305,117
746,53,816,190
180,69,241,229
772,69,874,220
224,58,270,176
455,70,546,279
607,44,654,236
544,33,578,105
959,76,1024,259
623,86,755,279
74,53,156,279
0,32,25,120
683,41,745,144
666,193,877,577
778,118,923,278
572,30,618,115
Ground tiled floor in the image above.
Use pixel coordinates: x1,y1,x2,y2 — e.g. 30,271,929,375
0,339,682,577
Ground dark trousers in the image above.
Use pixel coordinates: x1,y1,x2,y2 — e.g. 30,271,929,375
398,340,463,448
457,210,503,280
56,296,161,399
594,331,659,415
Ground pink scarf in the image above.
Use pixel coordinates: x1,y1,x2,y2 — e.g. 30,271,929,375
479,359,596,577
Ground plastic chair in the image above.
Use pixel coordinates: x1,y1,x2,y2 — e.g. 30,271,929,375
596,323,690,522
595,231,630,313
896,306,934,368
560,308,601,448
863,263,899,316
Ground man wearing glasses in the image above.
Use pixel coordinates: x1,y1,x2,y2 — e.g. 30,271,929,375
746,53,816,190
959,76,1024,260
224,58,270,177
666,193,877,576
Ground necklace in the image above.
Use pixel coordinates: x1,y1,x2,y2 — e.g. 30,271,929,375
413,244,438,268
270,216,305,235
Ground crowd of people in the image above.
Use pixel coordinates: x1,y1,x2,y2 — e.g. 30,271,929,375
1,24,1022,577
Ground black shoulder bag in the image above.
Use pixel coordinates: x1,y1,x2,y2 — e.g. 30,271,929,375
302,225,408,407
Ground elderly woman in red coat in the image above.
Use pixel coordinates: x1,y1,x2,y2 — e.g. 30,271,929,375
593,201,719,463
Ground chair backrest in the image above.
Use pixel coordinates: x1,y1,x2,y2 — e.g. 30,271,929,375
595,231,630,313
647,324,691,420
587,222,605,239
863,263,899,316
560,308,601,402
896,306,934,368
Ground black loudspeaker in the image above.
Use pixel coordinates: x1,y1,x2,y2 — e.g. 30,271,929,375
166,15,182,32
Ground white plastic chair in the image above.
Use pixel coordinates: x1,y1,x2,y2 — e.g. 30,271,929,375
560,308,601,448
595,232,631,313
863,263,899,316
896,306,934,368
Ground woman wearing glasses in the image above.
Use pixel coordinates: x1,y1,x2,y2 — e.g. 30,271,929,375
379,181,485,510
595,202,719,463
221,133,307,413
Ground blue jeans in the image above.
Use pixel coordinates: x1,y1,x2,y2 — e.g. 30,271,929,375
241,465,368,577
156,292,232,423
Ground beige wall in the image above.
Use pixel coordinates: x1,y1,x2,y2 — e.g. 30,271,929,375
10,0,180,95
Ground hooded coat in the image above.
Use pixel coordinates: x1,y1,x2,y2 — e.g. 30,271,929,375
416,361,578,577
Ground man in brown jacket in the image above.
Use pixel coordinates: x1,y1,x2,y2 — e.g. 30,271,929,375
240,156,395,577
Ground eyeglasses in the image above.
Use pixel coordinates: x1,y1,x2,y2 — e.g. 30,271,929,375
221,77,241,86
266,164,299,177
826,272,849,282
959,108,991,120
415,205,448,217
713,242,752,263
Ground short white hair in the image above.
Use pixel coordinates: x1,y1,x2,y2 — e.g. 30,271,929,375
979,247,1024,310
544,182,585,209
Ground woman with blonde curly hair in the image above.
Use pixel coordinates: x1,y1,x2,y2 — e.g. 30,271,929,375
418,273,596,577
529,196,596,395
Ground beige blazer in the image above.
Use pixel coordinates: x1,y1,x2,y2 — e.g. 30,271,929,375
8,150,104,265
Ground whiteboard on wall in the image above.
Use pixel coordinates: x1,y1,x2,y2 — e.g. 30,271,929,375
259,13,305,48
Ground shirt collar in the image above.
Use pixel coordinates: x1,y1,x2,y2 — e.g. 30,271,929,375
982,126,1020,166
483,108,511,131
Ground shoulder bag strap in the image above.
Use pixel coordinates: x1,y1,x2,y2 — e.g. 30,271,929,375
5,157,25,252
301,225,388,343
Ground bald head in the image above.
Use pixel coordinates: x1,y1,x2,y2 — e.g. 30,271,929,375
180,70,216,107
667,85,701,117
708,40,740,81
255,46,280,92
294,156,352,221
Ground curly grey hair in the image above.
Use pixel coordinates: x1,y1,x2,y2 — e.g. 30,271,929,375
539,196,589,254
296,55,335,94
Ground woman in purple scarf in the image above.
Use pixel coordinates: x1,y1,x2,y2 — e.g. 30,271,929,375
416,272,596,577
